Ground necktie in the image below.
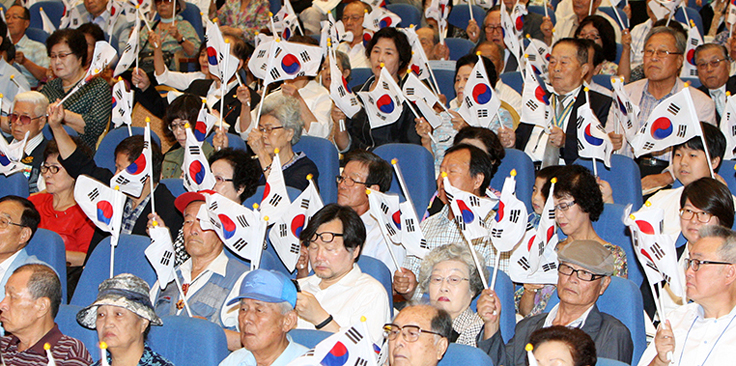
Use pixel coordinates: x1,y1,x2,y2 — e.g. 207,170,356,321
712,89,726,118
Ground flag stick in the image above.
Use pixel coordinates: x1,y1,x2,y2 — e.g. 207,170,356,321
543,0,549,18
679,2,690,26
253,83,269,134
588,0,593,16
592,157,598,176
391,160,415,213
253,216,268,270
135,6,140,71
219,44,227,131
173,274,193,317
654,281,673,361
489,252,502,289
611,5,626,31
58,82,86,105
109,233,117,278
461,227,489,289
127,124,132,136
468,0,474,21
145,120,155,214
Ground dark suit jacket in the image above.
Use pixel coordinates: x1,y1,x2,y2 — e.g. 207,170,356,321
697,75,736,125
523,12,545,42
515,87,612,165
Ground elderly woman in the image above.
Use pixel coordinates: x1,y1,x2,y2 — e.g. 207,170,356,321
575,16,619,75
77,274,173,366
160,94,215,180
529,326,598,366
246,93,319,191
42,29,112,150
332,27,423,152
133,0,200,72
417,244,489,346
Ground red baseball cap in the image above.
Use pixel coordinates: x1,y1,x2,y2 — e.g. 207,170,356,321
174,190,216,213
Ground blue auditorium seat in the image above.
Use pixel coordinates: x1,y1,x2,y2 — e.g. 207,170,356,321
25,27,49,44
43,124,78,141
29,1,64,30
447,5,487,30
348,68,373,91
386,3,421,27
439,343,495,366
499,71,523,94
491,148,535,213
26,229,68,302
205,132,247,151
0,172,29,199
445,37,475,60
94,127,162,173
292,136,339,204
373,143,436,217
574,154,643,209
149,315,229,365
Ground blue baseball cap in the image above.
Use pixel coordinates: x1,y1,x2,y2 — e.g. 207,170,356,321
227,269,297,308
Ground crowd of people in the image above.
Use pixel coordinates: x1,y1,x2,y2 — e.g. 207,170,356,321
0,0,735,365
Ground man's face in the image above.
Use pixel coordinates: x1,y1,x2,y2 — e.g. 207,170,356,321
643,33,683,82
0,270,39,334
437,149,483,204
238,298,293,353
556,262,610,308
549,43,588,95
388,306,448,366
696,47,730,90
416,28,436,61
10,101,45,142
0,201,30,261
686,236,735,301
85,0,108,17
337,161,371,216
5,6,29,37
484,11,504,48
572,0,599,19
182,201,223,259
341,2,365,40
307,219,359,283
672,145,717,187
477,43,503,74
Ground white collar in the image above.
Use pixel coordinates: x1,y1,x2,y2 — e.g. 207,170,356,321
180,248,230,278
0,250,22,272
543,303,595,328
15,132,44,156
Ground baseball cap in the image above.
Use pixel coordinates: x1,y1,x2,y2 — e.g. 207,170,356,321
226,269,297,308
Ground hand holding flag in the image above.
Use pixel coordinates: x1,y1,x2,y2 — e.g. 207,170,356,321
0,131,28,176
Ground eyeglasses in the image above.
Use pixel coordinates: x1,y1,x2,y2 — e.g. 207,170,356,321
214,176,233,184
309,231,344,243
429,275,469,287
696,58,728,69
342,15,363,23
484,25,503,33
643,49,682,58
554,200,576,212
0,216,25,230
40,163,61,174
49,52,74,61
558,263,604,281
679,208,713,223
168,121,189,132
383,324,444,342
335,175,369,187
9,113,45,125
6,14,28,20
684,258,733,271
257,125,285,134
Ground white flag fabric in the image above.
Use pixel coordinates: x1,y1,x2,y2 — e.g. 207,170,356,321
576,95,614,167
529,178,558,272
509,223,559,284
264,40,323,85
74,175,126,234
629,88,702,158
182,127,216,191
0,131,28,176
248,36,274,82
457,56,501,129
205,18,239,83
527,345,540,366
367,189,403,244
624,204,685,298
260,153,291,222
443,176,494,240
520,59,551,127
106,0,123,36
721,94,736,160
111,79,133,129
402,72,439,108
399,200,430,258
729,0,736,25
490,174,528,252
477,0,494,9
269,177,323,272
313,0,341,14
649,0,681,20
611,76,640,142
39,7,56,33
401,27,431,80
203,193,265,268
194,103,217,143
680,22,702,78
320,14,352,51
60,0,83,29
286,320,379,366
110,124,151,197
500,2,522,68
523,38,550,77
86,41,117,80
358,67,406,129
272,0,298,33
114,18,139,77
329,49,362,118
145,226,176,289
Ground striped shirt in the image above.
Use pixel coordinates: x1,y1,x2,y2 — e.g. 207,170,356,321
0,324,93,366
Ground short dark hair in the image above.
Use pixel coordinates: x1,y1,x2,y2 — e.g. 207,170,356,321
164,93,203,143
553,38,589,66
221,33,250,61
10,5,31,20
581,39,606,68
529,326,597,366
114,135,164,184
455,54,498,87
444,144,495,194
44,136,93,162
208,148,260,203
575,15,616,62
365,27,412,74
673,122,726,172
0,196,41,242
453,126,505,177
46,28,88,66
681,177,735,229
430,306,453,339
14,264,62,318
299,204,366,262
342,150,393,192
548,165,604,221
77,22,105,43
694,43,729,64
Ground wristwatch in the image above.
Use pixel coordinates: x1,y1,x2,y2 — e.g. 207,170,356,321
178,37,186,45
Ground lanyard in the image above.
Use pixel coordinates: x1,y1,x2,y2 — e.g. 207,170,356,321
677,311,736,365
551,95,575,129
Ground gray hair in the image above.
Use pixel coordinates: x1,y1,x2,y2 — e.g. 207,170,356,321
277,301,295,315
14,264,61,318
395,303,453,340
14,91,49,118
259,93,303,145
644,26,687,54
693,43,730,63
698,225,736,263
334,50,352,81
417,243,489,298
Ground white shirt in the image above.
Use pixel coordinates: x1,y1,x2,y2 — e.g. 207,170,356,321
496,80,522,114
15,132,44,156
155,69,207,91
0,251,22,285
553,10,622,44
543,303,595,328
360,211,406,276
337,42,369,69
637,302,736,366
630,19,653,68
297,80,333,139
297,263,390,342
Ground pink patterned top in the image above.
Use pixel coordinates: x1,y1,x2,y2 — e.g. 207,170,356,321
216,0,270,41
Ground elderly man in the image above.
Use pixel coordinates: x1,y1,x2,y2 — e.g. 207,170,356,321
77,0,110,30
695,44,736,124
6,6,49,88
467,0,545,45
0,196,46,292
638,225,736,366
515,38,612,165
553,0,622,43
218,269,307,366
0,264,92,365
416,28,449,61
295,203,390,342
385,304,451,366
151,191,248,350
2,92,49,193
472,7,522,72
474,40,522,113
477,240,633,365
335,1,371,69
0,18,29,114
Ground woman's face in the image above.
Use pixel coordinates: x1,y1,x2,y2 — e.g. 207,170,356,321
680,199,720,244
578,23,602,48
532,177,547,215
212,159,244,203
554,193,590,237
95,305,148,352
533,340,576,366
50,42,83,81
370,37,401,79
43,154,75,195
454,64,473,103
258,115,294,156
319,56,348,87
155,0,176,18
169,118,189,146
427,260,474,319
198,49,209,74
83,33,95,67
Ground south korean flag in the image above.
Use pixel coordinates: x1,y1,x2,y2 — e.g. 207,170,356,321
110,124,152,198
457,55,501,129
182,127,216,192
265,40,323,85
489,171,528,252
260,152,291,222
145,226,176,290
201,193,266,268
508,222,559,284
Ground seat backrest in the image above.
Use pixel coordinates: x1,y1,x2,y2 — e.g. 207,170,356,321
205,132,247,151
574,154,643,210
0,172,29,199
148,315,229,365
288,329,332,349
43,124,78,141
357,255,393,316
468,266,516,342
160,178,186,198
444,38,474,61
56,304,101,362
348,68,373,91
591,74,614,92
29,1,64,29
528,5,555,23
26,228,68,302
373,143,436,217
25,27,49,44
544,276,647,365
674,6,704,35
598,6,629,29
597,358,630,366
615,42,623,64
680,76,702,88
70,234,157,306
499,71,523,94
447,5,487,30
179,2,204,42
438,343,495,366
94,127,162,173
386,3,421,27
718,159,736,193
433,68,456,106
292,136,339,204
590,203,645,287
491,148,535,213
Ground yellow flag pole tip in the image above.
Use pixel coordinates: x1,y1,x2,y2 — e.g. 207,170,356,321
391,158,398,164
365,189,372,195
44,343,51,351
525,34,531,39
306,174,313,180
263,216,269,221
274,148,280,154
475,51,481,56
135,4,139,8
268,12,273,16
728,91,732,97
644,201,652,207
253,203,259,209
406,69,411,74
525,343,533,352
184,123,190,129
0,94,4,98
225,39,230,43
364,9,368,12
550,177,557,184
629,214,636,220
145,117,151,122
99,342,108,349
152,221,158,227
380,62,385,68
524,54,529,59
9,75,13,79
510,169,517,177
199,12,203,15
584,87,589,92
684,81,690,87
114,185,120,190
40,7,43,10
360,316,367,322
441,172,448,178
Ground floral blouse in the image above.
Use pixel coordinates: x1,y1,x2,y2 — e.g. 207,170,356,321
139,16,202,60
216,0,270,42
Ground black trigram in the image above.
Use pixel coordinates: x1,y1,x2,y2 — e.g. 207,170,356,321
375,112,387,121
349,98,359,106
380,202,390,214
233,238,248,251
650,242,665,260
526,99,538,111
527,54,536,61
299,50,312,62
346,327,364,344
625,118,633,129
406,218,415,232
160,251,173,266
189,146,201,155
354,358,368,366
123,43,132,54
279,223,287,237
406,87,415,96
676,125,687,138
491,228,503,237
643,142,655,150
667,103,681,115
270,68,282,80
274,47,283,58
475,71,483,78
385,223,397,236
731,124,736,137
542,262,556,272
259,63,267,72
381,81,389,90
477,109,488,118
445,191,454,202
646,261,660,273
465,96,473,108
509,209,521,223
517,257,530,271
114,176,131,185
88,188,99,201
290,242,300,254
337,85,346,97
269,194,283,207
690,38,699,46
237,215,249,227
257,49,267,58
300,198,310,210
576,116,584,129
209,217,222,229
468,195,480,206
420,239,429,249
368,96,375,104
455,216,466,231
114,89,123,99
116,109,125,116
577,140,584,151
209,202,219,211
547,209,555,220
